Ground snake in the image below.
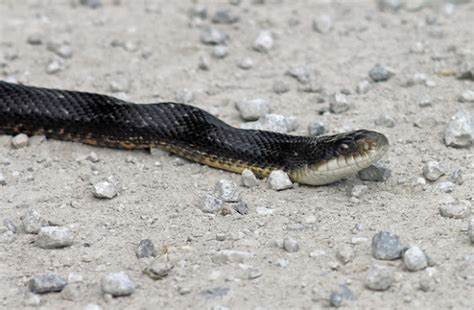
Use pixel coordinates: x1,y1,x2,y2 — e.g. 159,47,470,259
0,80,389,186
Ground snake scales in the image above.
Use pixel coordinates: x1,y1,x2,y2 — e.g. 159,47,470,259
0,81,389,185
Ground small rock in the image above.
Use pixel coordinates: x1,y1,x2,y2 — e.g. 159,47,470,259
200,27,228,45
198,194,224,213
143,256,174,280
67,272,83,283
336,246,354,264
422,161,444,181
198,55,211,70
212,250,255,264
283,237,299,253
86,152,100,163
329,291,343,307
60,283,82,301
458,90,474,102
268,170,293,191
0,230,16,243
456,61,474,80
11,133,29,148
101,272,135,297
358,164,391,182
253,30,273,53
329,93,351,114
449,168,464,185
272,80,290,94
403,245,428,271
109,76,130,93
136,239,156,258
307,121,326,136
212,45,228,59
23,293,41,307
27,33,43,45
376,0,401,11
369,64,395,82
375,115,395,128
214,179,240,202
212,8,239,24
29,272,67,294
92,181,117,199
79,0,101,8
256,206,273,215
247,268,262,280
236,99,270,121
286,64,319,84
351,184,368,198
20,209,48,234
0,172,6,185
3,218,17,233
190,4,207,19
365,265,394,291
371,231,402,260
312,14,333,33
444,110,473,148
175,88,194,104
241,114,296,133
439,202,470,219
232,200,249,215
49,44,73,59
435,181,455,193
356,80,371,94
46,59,63,74
241,169,259,187
418,96,432,107
36,226,74,249
237,57,254,70
468,218,474,243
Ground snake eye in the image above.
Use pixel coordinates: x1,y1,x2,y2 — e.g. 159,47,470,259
337,143,350,155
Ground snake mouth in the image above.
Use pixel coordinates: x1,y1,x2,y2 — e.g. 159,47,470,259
292,130,389,186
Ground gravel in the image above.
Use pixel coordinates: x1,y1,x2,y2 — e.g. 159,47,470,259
45,59,63,74
11,133,29,148
198,55,211,70
20,209,48,234
211,8,239,24
449,168,464,185
329,93,351,114
312,14,333,34
283,237,300,253
175,88,194,104
212,45,228,59
371,231,402,260
336,246,354,264
197,193,224,213
422,161,444,181
79,0,101,9
236,98,271,121
3,218,17,233
238,57,254,70
213,179,240,202
272,80,290,94
369,64,394,82
268,170,293,191
356,80,371,94
200,27,228,45
351,184,368,198
307,121,326,136
458,90,474,102
101,272,135,297
329,292,343,307
232,200,249,215
36,226,74,249
444,110,473,148
468,218,474,243
0,230,16,243
92,180,117,199
0,172,6,185
241,168,259,187
375,115,395,128
135,239,156,258
403,245,428,271
358,164,391,182
29,272,67,294
365,265,394,291
253,30,274,53
438,202,470,219
435,181,456,193
241,114,297,133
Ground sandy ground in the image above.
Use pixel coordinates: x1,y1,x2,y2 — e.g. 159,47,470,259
1,0,473,309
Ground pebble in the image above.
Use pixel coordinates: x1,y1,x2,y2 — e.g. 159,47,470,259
47,43,73,59
46,59,63,74
79,0,101,8
272,80,290,94
21,209,49,234
0,172,6,185
458,90,474,102
27,33,43,45
214,179,240,202
307,121,326,136
92,181,117,199
377,0,401,11
403,245,427,271
422,161,444,181
212,45,228,59
135,239,156,258
282,237,299,253
365,265,394,291
36,226,74,249
371,231,402,260
329,291,343,307
439,202,470,219
232,200,249,215
241,168,259,187
67,272,83,283
444,110,473,148
29,272,67,294
236,98,270,121
356,80,371,94
351,184,368,198
4,218,17,233
198,194,224,213
190,4,207,19
449,168,463,185
143,256,174,280
238,57,254,70
358,164,391,182
435,181,455,193
101,272,135,297
212,250,255,264
268,170,293,191
312,14,333,33
456,61,474,80
336,246,354,264
23,293,41,307
418,96,432,107
241,114,296,133
11,133,29,148
255,206,273,215
175,88,194,104
329,93,351,114
109,76,130,93
0,230,16,243
369,64,394,82
253,30,274,53
60,283,82,301
212,8,239,24
468,218,474,243
375,115,395,128
198,55,211,70
200,27,228,45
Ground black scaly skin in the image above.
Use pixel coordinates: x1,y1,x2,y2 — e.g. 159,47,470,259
0,81,381,176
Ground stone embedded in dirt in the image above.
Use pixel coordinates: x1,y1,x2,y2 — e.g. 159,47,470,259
371,231,402,260
268,170,293,191
84,304,102,310
67,272,83,283
197,193,224,213
329,291,343,307
101,272,135,297
4,218,17,233
0,230,16,243
241,169,259,187
109,76,130,93
232,200,249,215
212,249,255,264
135,239,157,258
92,181,117,199
458,90,474,102
403,245,428,271
175,88,194,104
211,8,239,24
351,184,368,198
20,209,49,234
307,121,326,136
212,45,228,59
358,164,391,182
253,30,274,53
286,64,318,84
241,114,296,134
356,80,371,94
444,110,474,148
369,64,395,82
198,55,211,70
238,57,254,70
312,14,333,34
60,283,82,301
468,218,474,244
336,246,354,264
36,226,74,249
190,4,207,19
27,33,42,45
47,43,73,59
456,61,474,80
143,256,174,280
214,179,240,202
79,0,101,9
418,95,432,108
375,115,395,128
236,98,271,121
0,172,6,185
283,237,299,252
23,292,41,307
365,265,394,291
11,133,29,148
200,27,228,45
449,168,464,185
29,272,67,294
45,59,63,74
272,80,290,94
329,93,351,114
439,202,470,219
422,161,444,181
435,181,455,193
86,152,100,163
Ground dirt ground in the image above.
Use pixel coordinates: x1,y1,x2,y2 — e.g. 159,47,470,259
0,0,473,309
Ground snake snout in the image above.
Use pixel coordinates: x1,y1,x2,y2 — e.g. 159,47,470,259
354,130,389,158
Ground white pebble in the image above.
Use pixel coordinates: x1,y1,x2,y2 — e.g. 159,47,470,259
312,14,333,33
197,193,223,213
403,246,428,271
36,226,74,249
20,209,48,234
238,57,254,70
101,272,135,297
236,98,271,121
365,265,394,291
213,179,240,202
268,170,293,191
241,169,259,187
92,181,117,199
253,30,273,53
458,90,474,103
439,202,470,219
283,237,299,253
422,161,444,181
11,133,29,148
444,110,473,148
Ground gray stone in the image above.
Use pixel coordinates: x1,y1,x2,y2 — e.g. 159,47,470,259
369,64,394,82
268,170,293,191
212,45,228,59
365,265,394,291
212,250,255,264
212,8,239,24
4,219,17,233
67,272,83,283
312,14,333,33
449,168,464,185
456,61,474,80
143,256,174,280
439,202,470,219
198,194,224,213
286,64,321,92
418,96,432,107
351,184,368,198
307,121,326,136
236,98,270,121
79,0,101,8
136,239,156,258
0,230,16,243
272,80,290,94
101,272,135,297
435,181,455,193
11,133,29,148
175,88,194,104
444,110,473,148
403,245,427,271
200,27,228,45
214,179,240,202
247,268,262,280
377,0,401,11
46,59,63,74
283,237,299,252
27,33,43,45
329,93,351,114
468,218,474,243
241,114,296,133
329,291,343,307
358,164,391,182
36,226,74,249
238,57,254,70
458,90,474,102
232,200,249,215
60,283,82,301
190,4,207,19
422,161,444,181
241,169,259,187
356,80,371,94
29,272,67,294
198,55,210,70
109,76,130,93
371,231,402,260
336,246,354,264
0,172,6,185
92,181,117,199
253,30,273,53
21,209,48,234
375,115,395,128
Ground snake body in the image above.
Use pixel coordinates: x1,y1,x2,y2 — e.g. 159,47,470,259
0,81,389,185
